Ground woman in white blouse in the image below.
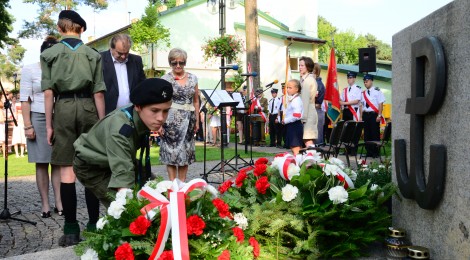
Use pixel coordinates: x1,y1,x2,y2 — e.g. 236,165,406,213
20,36,62,218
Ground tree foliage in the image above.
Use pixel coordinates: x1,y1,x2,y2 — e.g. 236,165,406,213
317,16,392,64
0,44,26,81
18,0,109,39
0,0,17,48
128,2,170,53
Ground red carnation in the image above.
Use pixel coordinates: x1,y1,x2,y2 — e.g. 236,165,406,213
217,250,231,260
115,242,134,260
255,157,268,165
218,180,233,194
253,164,267,176
187,215,206,236
235,171,248,187
232,227,245,243
212,198,232,219
129,215,151,235
249,237,260,258
255,176,270,194
158,250,174,260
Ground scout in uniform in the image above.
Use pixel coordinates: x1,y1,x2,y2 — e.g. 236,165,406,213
254,89,269,146
268,88,281,147
41,10,106,247
360,74,385,157
340,71,362,121
74,78,173,208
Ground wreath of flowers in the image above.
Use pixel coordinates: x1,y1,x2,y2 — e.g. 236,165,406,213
75,179,262,259
75,152,395,259
202,34,244,62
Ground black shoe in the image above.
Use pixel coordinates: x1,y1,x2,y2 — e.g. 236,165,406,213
58,234,80,247
41,211,51,218
53,207,64,216
269,144,275,147
276,145,283,149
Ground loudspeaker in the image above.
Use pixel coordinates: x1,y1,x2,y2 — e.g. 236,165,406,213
358,48,376,72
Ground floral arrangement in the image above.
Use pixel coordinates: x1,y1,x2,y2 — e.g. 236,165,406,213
202,34,244,63
220,152,396,259
75,178,263,259
75,153,395,259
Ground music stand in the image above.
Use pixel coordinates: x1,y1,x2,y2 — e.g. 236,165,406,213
0,80,36,225
225,92,250,169
200,89,238,183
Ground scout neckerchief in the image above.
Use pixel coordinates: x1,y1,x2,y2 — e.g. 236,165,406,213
60,38,83,51
122,106,151,188
362,90,386,125
344,87,359,121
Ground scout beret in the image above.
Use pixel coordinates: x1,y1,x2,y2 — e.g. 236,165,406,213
363,74,374,81
271,89,278,93
347,71,357,78
59,10,87,32
130,78,173,106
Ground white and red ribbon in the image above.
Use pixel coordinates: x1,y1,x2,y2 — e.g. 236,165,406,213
138,179,208,260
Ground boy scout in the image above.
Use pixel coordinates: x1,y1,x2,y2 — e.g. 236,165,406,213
41,10,106,246
74,78,173,208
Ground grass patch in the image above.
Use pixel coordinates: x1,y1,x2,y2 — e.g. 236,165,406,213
3,144,272,178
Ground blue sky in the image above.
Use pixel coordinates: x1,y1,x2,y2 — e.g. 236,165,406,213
8,0,453,65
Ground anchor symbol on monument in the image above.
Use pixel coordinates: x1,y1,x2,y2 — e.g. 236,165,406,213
395,36,447,210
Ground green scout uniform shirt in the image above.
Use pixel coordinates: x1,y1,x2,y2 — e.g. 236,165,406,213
40,35,106,94
73,106,150,189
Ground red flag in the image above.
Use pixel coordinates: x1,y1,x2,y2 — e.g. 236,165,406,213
325,47,341,123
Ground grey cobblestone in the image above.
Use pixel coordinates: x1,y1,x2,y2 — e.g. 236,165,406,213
0,144,382,259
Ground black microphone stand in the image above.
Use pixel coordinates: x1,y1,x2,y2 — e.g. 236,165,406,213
0,77,37,225
200,68,238,182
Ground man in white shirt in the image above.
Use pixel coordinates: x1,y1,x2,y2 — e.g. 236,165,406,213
361,74,386,157
101,34,146,115
340,71,362,121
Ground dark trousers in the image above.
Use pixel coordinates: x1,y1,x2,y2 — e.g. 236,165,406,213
276,122,283,146
342,108,359,121
324,112,332,143
363,111,380,157
268,114,278,146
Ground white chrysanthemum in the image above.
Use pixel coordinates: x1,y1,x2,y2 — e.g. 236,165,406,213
156,180,173,193
362,164,368,168
206,185,219,198
233,212,249,230
329,158,345,168
96,217,108,230
287,164,301,180
282,184,299,202
116,188,133,203
328,186,349,204
372,169,378,173
379,165,385,169
370,184,379,191
108,200,125,219
323,164,340,176
81,248,99,260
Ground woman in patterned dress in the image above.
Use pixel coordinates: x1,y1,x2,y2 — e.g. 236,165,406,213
160,48,200,181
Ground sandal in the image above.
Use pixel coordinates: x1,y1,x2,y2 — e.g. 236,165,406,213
41,211,51,218
54,207,64,216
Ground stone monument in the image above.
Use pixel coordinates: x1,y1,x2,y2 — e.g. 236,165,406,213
392,0,470,258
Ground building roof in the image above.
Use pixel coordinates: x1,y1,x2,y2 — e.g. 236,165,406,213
234,23,326,44
319,63,392,82
87,0,326,46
